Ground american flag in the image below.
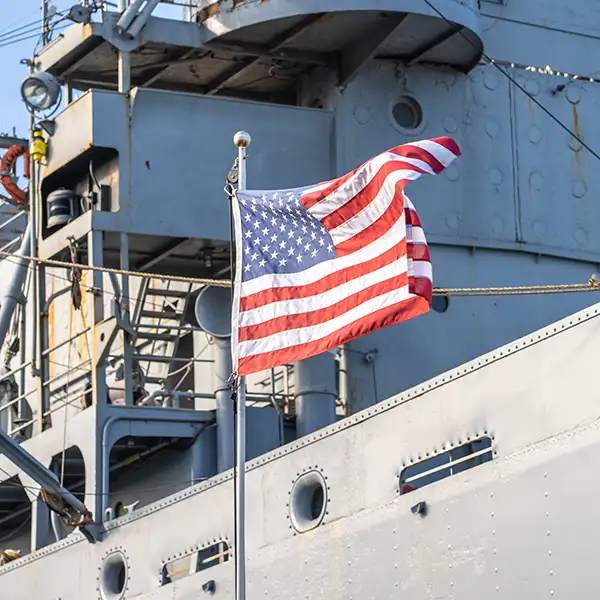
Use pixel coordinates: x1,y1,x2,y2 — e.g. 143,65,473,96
231,137,461,376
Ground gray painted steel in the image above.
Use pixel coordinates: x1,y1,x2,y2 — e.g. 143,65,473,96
1,0,600,597
2,301,600,597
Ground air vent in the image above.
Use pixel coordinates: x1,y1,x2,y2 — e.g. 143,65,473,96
399,436,493,494
161,541,230,585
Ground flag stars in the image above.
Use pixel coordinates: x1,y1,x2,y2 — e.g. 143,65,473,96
239,191,335,281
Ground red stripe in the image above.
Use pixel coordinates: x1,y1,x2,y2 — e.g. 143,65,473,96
238,295,430,375
240,238,407,311
408,244,430,262
405,208,422,228
239,273,409,342
321,161,427,232
334,180,405,257
409,277,432,303
430,136,461,157
301,137,459,211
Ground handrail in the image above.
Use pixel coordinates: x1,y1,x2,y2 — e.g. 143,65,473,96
0,210,25,233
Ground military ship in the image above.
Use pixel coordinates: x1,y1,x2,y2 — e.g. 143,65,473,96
1,0,600,598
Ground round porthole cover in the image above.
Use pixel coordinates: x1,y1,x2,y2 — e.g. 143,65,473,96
288,470,328,533
99,550,129,600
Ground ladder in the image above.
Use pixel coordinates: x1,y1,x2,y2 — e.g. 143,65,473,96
131,277,194,390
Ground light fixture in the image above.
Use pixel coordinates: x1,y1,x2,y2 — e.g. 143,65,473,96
20,72,61,112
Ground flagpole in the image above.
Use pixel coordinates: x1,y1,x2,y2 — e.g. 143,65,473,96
233,130,250,600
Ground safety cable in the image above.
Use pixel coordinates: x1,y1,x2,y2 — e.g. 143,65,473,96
0,243,598,297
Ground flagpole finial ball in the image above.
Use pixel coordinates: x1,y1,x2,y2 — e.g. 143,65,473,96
234,131,251,147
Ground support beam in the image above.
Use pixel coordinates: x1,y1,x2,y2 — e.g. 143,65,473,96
0,136,27,150
405,25,463,66
339,13,409,88
139,48,200,88
205,13,329,95
135,238,190,272
0,427,100,542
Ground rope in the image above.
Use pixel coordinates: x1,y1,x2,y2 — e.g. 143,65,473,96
0,248,231,287
1,248,600,297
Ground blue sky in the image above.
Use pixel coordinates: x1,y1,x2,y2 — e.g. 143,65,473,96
0,1,180,138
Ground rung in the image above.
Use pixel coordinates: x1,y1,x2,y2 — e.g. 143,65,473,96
146,288,188,298
136,332,178,342
133,354,176,363
144,376,166,384
140,310,182,320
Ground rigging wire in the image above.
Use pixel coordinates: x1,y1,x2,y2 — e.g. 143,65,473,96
420,0,600,163
0,242,597,297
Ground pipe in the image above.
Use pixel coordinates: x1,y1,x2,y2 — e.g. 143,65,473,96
0,224,31,349
42,285,70,315
214,336,234,472
115,0,146,34
117,0,131,93
270,368,284,446
125,0,161,39
338,344,348,415
100,413,213,516
294,352,337,438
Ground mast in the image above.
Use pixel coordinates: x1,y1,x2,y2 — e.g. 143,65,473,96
233,130,251,600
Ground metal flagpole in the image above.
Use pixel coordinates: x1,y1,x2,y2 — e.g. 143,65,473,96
233,131,250,600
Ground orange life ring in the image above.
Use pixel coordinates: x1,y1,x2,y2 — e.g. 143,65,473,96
0,145,29,205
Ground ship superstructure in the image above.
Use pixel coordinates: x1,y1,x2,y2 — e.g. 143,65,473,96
0,1,600,598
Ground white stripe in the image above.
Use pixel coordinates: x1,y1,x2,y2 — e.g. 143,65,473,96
329,170,420,246
236,184,316,204
240,254,408,327
239,285,414,358
306,154,435,221
407,260,432,281
240,212,407,297
406,140,457,167
407,225,426,244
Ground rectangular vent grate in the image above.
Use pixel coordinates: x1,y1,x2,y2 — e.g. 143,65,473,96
399,436,493,494
161,541,230,585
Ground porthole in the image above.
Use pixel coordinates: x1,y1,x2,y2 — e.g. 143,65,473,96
391,95,423,132
432,295,449,313
99,551,128,600
289,470,327,533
